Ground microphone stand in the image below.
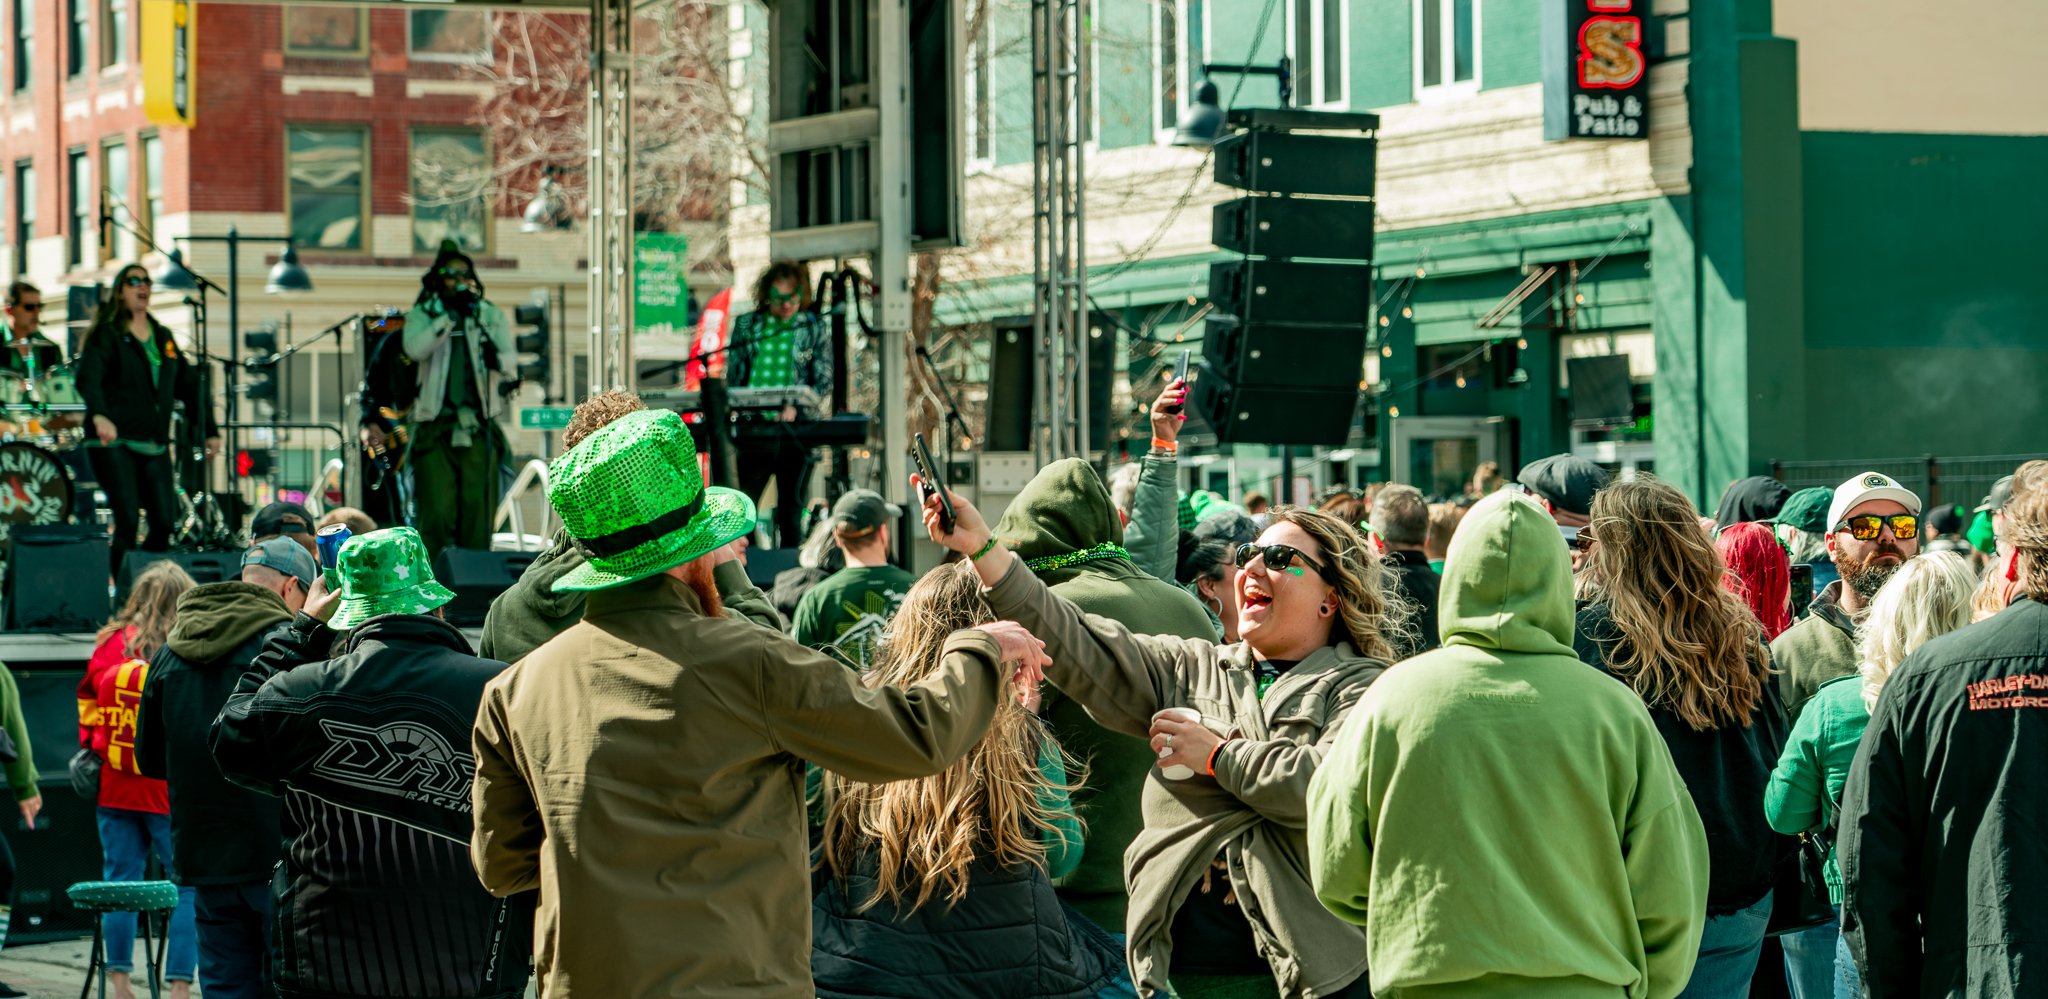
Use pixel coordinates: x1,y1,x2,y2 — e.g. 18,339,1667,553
913,343,976,469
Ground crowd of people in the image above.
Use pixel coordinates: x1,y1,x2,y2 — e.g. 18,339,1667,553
0,369,2039,999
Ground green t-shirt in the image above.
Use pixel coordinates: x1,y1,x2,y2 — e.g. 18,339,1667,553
791,564,917,667
747,316,799,388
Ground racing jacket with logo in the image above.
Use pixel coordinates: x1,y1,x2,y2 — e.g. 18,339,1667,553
211,612,533,999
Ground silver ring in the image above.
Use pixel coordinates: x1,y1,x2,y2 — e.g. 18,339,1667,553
1165,734,1174,751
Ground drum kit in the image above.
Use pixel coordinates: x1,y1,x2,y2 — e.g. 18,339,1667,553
0,366,83,528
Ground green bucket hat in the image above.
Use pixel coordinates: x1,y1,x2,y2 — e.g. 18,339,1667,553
548,408,757,592
327,527,458,629
1772,486,1835,535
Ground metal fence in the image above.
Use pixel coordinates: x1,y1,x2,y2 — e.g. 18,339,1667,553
1771,453,2048,511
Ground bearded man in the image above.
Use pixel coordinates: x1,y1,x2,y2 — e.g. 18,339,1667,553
1771,471,1922,721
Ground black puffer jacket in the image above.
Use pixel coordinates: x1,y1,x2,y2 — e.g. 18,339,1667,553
1575,602,1790,914
211,613,532,999
812,850,1126,999
134,582,293,885
71,315,216,445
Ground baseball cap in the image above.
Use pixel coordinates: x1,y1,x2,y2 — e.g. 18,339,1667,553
251,501,316,538
830,489,902,533
1825,471,1923,532
241,535,318,589
1976,475,2014,514
1771,487,1834,534
1516,454,1610,517
1925,503,1965,536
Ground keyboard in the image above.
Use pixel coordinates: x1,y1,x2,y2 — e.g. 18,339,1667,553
685,414,871,450
642,386,825,415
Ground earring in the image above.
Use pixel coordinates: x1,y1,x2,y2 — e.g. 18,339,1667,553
1319,606,1333,618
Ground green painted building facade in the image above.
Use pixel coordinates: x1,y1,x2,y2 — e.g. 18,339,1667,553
916,0,2048,505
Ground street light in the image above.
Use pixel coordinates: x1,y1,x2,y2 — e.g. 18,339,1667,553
265,245,313,294
154,248,201,292
1171,56,1293,148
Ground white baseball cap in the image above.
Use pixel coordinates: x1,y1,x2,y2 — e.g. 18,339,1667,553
1826,471,1923,532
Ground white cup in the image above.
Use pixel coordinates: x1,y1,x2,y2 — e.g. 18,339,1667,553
1152,707,1203,780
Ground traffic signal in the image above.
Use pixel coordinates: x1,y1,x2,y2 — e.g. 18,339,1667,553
1191,108,1379,447
244,323,278,355
235,449,272,478
243,358,280,406
513,303,550,385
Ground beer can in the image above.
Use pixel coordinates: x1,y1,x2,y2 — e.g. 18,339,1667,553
317,524,352,569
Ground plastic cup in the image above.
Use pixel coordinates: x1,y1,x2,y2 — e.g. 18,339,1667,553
1152,707,1202,780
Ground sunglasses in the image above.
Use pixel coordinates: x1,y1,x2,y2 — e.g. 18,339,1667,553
10,302,37,312
1234,542,1337,583
438,268,475,281
122,276,152,288
1833,514,1918,542
765,288,801,305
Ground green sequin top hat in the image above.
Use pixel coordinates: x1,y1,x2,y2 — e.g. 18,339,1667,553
548,408,758,592
328,527,458,629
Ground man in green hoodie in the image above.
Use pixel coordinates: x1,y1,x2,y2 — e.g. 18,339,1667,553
1307,489,1710,997
477,392,785,664
994,457,1215,931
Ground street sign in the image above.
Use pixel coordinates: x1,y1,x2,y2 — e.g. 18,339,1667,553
518,407,576,431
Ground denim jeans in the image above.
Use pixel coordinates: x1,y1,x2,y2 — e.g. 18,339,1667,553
1832,923,1865,998
1781,907,1848,999
194,882,273,999
1676,890,1772,999
95,807,198,982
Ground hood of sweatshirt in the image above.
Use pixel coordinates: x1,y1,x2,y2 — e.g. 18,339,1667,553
1437,490,1577,658
995,458,1125,566
164,582,294,663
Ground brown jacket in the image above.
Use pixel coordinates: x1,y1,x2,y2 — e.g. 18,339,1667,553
470,573,1006,998
983,552,1385,998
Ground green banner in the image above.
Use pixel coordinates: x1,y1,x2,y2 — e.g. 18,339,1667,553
634,232,692,339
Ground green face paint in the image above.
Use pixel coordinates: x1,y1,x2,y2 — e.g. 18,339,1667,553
1286,567,1306,577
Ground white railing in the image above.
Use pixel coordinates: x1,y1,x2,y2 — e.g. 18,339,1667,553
494,459,557,551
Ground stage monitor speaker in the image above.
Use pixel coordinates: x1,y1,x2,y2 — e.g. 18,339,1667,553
1208,259,1374,326
12,668,102,941
433,548,537,628
1567,354,1636,425
1214,130,1378,198
6,526,110,632
1191,370,1359,446
1212,196,1376,261
117,549,244,611
1201,315,1368,390
743,546,803,589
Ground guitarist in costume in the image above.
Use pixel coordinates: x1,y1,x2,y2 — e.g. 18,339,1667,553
357,309,416,529
401,243,515,560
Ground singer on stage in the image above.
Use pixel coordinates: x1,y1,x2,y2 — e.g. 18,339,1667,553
72,264,219,575
725,260,832,545
403,242,513,559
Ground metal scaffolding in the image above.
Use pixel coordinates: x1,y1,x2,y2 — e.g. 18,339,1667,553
1031,0,1087,462
587,0,636,393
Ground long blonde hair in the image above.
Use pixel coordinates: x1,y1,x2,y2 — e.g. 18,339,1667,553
1267,507,1403,662
820,562,1080,912
1586,476,1769,731
1858,551,1978,710
97,560,197,661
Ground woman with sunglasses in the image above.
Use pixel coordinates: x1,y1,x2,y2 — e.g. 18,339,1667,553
72,263,219,576
919,479,1398,999
1573,477,1788,998
724,260,832,545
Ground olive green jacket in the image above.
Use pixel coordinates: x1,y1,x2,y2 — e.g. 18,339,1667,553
983,552,1385,999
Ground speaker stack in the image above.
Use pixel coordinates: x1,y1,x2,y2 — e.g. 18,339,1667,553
1191,108,1380,446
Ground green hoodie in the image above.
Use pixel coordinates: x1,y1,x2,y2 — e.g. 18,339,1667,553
996,458,1215,927
1306,491,1710,998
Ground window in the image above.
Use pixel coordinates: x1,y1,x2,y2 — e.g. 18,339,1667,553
408,9,489,62
1181,0,1205,119
409,127,488,254
1288,0,1343,106
967,19,990,164
65,147,88,268
12,161,30,267
1157,0,1177,131
1415,0,1477,96
66,0,85,78
286,125,367,251
99,0,124,68
140,132,161,238
11,0,29,92
102,139,128,261
283,6,366,58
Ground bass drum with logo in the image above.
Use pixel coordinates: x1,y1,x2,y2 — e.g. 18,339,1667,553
0,441,73,525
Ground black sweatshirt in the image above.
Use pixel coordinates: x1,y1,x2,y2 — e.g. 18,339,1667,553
70,316,217,445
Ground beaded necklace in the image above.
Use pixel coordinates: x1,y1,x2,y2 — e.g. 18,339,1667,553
1023,541,1131,573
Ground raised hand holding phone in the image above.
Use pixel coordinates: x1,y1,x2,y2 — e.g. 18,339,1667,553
911,432,956,533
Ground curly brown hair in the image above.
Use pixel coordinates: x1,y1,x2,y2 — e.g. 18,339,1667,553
1267,507,1402,662
751,260,811,311
2003,459,2048,600
564,391,648,449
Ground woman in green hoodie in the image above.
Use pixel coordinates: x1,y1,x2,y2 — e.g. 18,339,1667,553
1763,550,1977,999
920,477,1397,999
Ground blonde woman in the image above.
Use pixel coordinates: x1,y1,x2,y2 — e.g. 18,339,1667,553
1764,550,1976,997
1572,476,1786,999
80,560,198,999
921,481,1393,999
813,562,1130,998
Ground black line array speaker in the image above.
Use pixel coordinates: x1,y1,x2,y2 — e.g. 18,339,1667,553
1207,259,1375,324
433,548,537,628
1201,315,1370,390
117,549,244,610
1212,196,1376,260
6,526,110,632
1191,370,1360,447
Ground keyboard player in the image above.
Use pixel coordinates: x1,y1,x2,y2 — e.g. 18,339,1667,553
724,261,834,546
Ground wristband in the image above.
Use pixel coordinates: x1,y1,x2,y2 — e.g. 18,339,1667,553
1150,438,1177,453
968,536,1000,562
1205,737,1231,777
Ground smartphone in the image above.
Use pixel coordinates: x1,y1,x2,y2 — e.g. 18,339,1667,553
1165,350,1190,415
1790,563,1815,620
912,432,956,533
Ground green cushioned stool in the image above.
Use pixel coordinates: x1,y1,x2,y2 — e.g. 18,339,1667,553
67,880,179,999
